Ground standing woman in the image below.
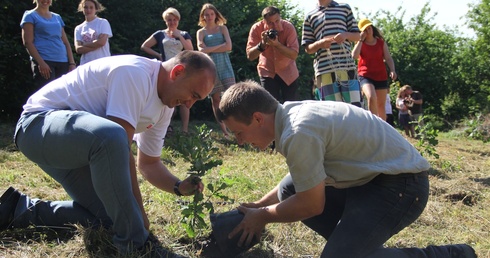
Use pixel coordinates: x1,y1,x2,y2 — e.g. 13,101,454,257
21,0,76,88
74,0,112,65
141,7,193,133
197,3,235,136
352,18,397,120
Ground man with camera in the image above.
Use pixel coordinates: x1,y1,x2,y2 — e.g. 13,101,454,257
246,6,299,103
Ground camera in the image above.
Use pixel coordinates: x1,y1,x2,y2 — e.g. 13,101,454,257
266,29,278,40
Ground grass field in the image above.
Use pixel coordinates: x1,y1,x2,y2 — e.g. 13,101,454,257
0,120,489,258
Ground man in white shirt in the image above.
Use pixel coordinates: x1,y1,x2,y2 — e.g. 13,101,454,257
4,51,215,255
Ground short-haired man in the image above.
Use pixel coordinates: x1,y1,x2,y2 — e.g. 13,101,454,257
246,6,299,103
217,80,476,258
302,0,362,106
2,51,216,255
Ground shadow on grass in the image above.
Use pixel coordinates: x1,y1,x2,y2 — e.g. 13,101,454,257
0,225,77,246
83,229,185,258
427,168,450,180
178,231,275,258
472,177,490,187
0,226,183,258
456,147,490,157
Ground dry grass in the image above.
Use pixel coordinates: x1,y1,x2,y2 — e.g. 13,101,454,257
1,121,489,257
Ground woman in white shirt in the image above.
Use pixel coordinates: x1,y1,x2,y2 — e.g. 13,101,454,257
74,0,112,65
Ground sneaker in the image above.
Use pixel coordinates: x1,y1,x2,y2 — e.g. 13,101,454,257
0,187,21,230
449,244,477,258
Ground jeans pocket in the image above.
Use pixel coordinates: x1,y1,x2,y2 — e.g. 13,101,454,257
391,177,429,235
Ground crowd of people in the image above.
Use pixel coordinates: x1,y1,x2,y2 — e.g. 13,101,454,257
1,0,475,257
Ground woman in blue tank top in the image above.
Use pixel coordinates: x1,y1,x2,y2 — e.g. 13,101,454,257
197,3,235,137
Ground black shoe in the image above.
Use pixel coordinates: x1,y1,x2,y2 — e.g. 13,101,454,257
448,244,477,258
0,187,21,230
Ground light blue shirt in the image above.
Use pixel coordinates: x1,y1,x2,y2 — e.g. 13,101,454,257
20,10,67,62
274,101,430,191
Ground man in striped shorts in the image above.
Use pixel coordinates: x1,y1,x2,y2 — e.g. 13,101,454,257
302,0,362,107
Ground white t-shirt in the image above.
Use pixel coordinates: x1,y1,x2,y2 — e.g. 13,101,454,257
385,94,393,115
22,55,173,157
75,17,112,65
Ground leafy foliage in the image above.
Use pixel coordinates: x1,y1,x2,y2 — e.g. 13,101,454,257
164,124,236,238
463,113,490,142
413,116,440,159
0,0,488,128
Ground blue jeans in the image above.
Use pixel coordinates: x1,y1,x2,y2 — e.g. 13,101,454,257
278,172,460,257
14,110,148,252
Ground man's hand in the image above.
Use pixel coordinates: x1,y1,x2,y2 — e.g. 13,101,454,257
179,175,204,196
333,32,347,43
321,36,333,49
228,206,266,247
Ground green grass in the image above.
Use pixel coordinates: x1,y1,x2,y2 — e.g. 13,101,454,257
1,121,489,257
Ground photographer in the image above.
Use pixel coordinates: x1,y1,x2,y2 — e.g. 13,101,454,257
246,6,299,103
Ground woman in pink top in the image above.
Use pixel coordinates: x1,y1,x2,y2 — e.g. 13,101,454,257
352,18,396,120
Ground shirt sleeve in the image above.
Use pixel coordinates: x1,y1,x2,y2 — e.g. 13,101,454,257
105,66,150,129
281,131,327,192
100,18,113,37
134,107,173,157
54,13,65,27
20,11,34,27
285,22,299,52
301,14,315,46
182,31,192,41
345,5,360,33
246,23,262,52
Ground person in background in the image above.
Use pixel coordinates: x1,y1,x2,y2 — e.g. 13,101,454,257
246,6,299,103
2,51,215,256
21,0,76,89
404,85,424,128
141,7,193,133
385,93,395,127
197,3,235,136
302,0,361,106
216,80,477,258
352,18,397,120
74,0,112,65
396,86,416,138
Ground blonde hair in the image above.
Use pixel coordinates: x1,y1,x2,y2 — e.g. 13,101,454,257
77,0,106,13
397,85,412,98
198,3,227,27
162,7,180,21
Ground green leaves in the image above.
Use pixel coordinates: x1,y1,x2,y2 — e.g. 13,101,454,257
166,124,234,238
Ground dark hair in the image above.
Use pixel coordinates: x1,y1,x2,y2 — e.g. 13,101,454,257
173,50,216,78
262,6,280,19
218,80,278,125
372,26,384,41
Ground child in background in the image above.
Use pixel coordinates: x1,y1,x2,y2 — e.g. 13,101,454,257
396,87,415,137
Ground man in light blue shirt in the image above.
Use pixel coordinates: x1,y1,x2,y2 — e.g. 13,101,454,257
216,80,476,258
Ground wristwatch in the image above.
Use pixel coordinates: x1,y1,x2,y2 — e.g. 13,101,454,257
174,180,183,196
257,42,265,52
